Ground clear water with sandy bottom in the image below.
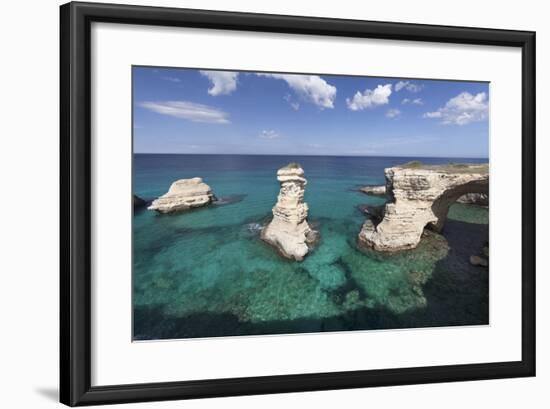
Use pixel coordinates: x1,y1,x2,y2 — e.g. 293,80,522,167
133,154,489,340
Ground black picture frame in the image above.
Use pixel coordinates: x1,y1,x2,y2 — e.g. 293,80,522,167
60,1,536,406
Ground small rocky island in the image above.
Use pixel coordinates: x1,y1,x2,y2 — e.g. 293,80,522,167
262,163,318,261
358,162,489,252
148,177,216,214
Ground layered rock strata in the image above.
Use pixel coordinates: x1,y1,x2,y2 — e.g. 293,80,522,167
262,164,318,261
456,193,489,206
359,185,387,196
148,177,216,214
359,185,488,206
358,164,488,251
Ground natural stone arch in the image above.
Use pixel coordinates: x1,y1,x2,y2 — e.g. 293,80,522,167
358,164,488,252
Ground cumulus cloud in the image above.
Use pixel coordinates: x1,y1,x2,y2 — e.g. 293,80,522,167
259,130,281,139
346,84,392,111
423,92,489,125
258,74,336,109
395,80,423,93
200,70,239,96
140,101,230,124
386,108,401,118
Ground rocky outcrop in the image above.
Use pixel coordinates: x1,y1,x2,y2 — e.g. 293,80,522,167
148,177,215,214
261,164,318,261
359,186,488,205
359,185,386,196
358,164,488,251
457,193,489,206
133,194,147,209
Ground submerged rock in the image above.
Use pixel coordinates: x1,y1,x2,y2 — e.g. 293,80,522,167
148,177,216,214
470,255,489,267
358,163,488,251
133,194,147,209
261,164,318,261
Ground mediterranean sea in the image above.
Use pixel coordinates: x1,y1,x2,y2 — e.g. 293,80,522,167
133,154,489,340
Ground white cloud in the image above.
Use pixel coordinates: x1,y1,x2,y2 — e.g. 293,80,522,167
161,76,181,83
258,74,336,109
140,101,230,124
200,70,239,96
386,108,401,118
395,80,423,93
346,84,392,111
423,92,488,125
395,81,408,91
259,130,281,139
424,111,442,118
284,94,300,111
402,97,423,105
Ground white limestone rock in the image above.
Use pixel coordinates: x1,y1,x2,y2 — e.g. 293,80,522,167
261,164,318,261
358,164,488,251
148,177,215,214
359,185,387,196
457,193,489,206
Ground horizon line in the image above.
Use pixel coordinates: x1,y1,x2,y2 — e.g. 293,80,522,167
133,152,489,160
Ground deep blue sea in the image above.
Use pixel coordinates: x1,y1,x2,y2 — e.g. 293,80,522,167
133,154,489,340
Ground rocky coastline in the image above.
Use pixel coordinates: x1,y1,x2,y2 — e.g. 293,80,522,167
143,162,488,256
358,163,489,252
360,184,488,206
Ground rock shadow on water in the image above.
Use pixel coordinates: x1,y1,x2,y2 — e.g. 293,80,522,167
326,257,369,306
421,219,489,325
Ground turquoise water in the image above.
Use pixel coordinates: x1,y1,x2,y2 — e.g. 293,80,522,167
133,154,489,340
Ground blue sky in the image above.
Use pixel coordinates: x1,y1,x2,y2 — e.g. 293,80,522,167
133,66,489,158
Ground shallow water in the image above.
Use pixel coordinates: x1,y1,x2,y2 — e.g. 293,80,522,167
133,154,488,340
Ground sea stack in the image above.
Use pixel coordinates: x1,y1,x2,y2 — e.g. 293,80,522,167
262,163,318,261
148,177,215,214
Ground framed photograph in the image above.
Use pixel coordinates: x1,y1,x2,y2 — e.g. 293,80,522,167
60,1,536,406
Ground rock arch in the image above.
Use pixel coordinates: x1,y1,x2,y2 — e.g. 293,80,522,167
358,165,488,251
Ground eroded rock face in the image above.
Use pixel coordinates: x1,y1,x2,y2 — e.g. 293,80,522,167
262,165,318,261
358,165,488,251
457,193,489,206
148,177,215,214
